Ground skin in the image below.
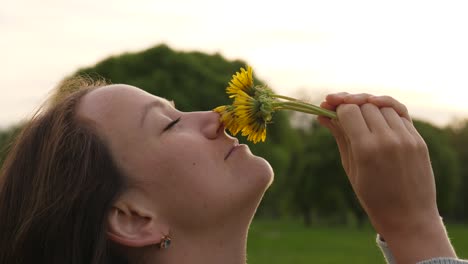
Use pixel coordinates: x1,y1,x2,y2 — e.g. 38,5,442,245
77,84,273,264
318,93,457,264
78,84,457,263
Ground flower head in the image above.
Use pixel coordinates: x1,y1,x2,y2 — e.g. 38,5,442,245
214,66,337,143
226,66,255,97
233,90,274,143
213,104,242,136
215,66,276,143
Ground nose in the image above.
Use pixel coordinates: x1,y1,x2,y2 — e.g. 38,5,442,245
197,111,222,139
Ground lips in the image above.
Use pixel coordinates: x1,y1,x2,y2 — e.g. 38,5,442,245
224,139,240,160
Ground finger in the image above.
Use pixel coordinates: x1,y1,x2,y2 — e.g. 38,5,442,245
368,95,411,122
402,118,425,142
325,92,350,106
317,101,335,128
380,107,408,132
318,102,352,173
360,103,390,133
343,93,373,105
317,113,342,151
320,101,336,111
329,119,351,173
337,104,371,139
317,115,332,129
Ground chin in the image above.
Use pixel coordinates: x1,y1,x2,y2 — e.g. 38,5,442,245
222,157,274,225
259,157,274,188
248,155,274,192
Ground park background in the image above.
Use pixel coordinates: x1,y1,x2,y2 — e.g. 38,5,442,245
1,0,468,262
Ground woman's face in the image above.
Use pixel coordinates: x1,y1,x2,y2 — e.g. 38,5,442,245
77,85,273,229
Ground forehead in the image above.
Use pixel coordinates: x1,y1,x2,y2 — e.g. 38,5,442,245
77,84,159,133
79,84,150,116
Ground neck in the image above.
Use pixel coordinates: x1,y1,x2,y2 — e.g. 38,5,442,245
129,189,269,264
158,227,248,264
134,215,253,264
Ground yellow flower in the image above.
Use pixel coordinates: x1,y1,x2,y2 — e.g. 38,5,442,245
232,91,272,143
213,105,242,136
214,66,337,143
241,116,267,144
226,66,255,97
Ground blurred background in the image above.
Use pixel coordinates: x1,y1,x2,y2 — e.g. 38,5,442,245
1,0,468,262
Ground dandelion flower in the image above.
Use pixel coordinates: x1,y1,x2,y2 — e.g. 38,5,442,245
227,66,255,97
214,105,242,136
214,66,337,143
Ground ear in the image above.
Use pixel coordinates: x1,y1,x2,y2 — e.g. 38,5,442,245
107,202,168,248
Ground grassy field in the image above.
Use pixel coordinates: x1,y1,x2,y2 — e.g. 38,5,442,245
247,219,468,264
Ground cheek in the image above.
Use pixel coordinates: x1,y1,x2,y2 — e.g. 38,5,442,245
151,148,273,199
143,150,233,224
143,146,223,197
132,140,274,227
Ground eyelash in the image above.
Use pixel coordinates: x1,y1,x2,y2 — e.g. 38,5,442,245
163,117,181,131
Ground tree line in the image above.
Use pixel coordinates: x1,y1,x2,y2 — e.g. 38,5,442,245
1,44,467,226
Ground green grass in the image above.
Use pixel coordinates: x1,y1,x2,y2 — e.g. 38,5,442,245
247,219,468,264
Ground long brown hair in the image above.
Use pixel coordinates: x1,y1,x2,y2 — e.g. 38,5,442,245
0,79,128,263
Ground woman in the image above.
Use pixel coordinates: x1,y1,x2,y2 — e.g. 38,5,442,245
0,79,464,264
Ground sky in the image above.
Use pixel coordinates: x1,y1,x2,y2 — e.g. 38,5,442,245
2,0,468,128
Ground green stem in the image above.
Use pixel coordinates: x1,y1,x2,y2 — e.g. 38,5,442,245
277,105,336,119
271,94,301,102
276,101,337,119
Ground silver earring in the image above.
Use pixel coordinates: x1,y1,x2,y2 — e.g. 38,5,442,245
159,235,171,249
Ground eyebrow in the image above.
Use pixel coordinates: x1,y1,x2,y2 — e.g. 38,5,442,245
139,99,175,127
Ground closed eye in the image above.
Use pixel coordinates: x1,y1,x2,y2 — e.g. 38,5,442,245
163,117,181,132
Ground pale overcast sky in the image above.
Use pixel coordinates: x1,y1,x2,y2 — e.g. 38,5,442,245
2,0,468,128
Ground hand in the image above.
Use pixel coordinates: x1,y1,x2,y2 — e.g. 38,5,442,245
318,93,456,264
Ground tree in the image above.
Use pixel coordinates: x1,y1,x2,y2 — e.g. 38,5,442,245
73,44,300,217
0,124,23,165
447,119,468,221
414,120,461,218
286,120,354,226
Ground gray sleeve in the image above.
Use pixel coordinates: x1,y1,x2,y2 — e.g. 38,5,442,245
376,234,468,264
418,258,468,264
376,234,396,264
